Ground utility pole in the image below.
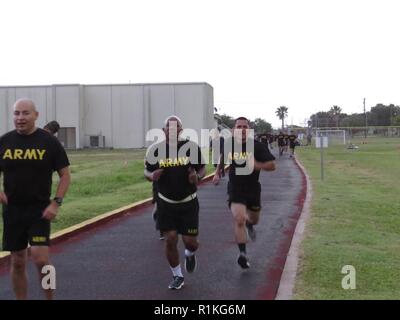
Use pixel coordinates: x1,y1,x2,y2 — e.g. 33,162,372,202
320,132,324,181
364,98,367,139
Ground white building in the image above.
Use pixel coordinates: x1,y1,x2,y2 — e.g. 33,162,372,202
0,82,214,148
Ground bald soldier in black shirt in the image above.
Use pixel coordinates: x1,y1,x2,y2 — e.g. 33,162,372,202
0,99,70,300
213,117,276,269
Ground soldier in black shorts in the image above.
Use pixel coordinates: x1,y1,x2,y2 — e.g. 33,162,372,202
277,131,285,156
213,117,275,269
288,133,298,158
0,99,71,300
144,116,205,290
284,132,289,153
268,133,274,150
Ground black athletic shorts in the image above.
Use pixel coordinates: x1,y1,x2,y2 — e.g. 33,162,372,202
228,192,261,212
290,142,296,149
2,203,51,252
228,183,261,212
156,198,199,236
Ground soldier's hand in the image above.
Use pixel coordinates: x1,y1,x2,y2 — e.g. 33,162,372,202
0,192,8,205
188,167,198,185
212,173,220,185
42,202,59,221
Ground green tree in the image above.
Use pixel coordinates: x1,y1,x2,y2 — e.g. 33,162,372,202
329,105,342,127
219,114,235,128
253,118,272,134
310,111,334,128
368,104,400,126
394,115,400,126
276,106,288,129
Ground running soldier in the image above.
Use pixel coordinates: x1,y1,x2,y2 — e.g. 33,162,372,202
144,116,205,289
213,117,276,269
0,99,70,300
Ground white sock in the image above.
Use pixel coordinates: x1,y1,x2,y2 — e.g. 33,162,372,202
185,249,195,257
170,264,183,278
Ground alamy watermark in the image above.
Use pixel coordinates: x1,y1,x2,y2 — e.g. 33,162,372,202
341,265,356,290
145,124,256,175
41,265,56,290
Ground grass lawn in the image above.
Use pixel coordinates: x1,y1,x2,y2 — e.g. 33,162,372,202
0,148,216,251
294,137,400,299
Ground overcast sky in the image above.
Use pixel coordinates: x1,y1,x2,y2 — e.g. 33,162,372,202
1,0,399,128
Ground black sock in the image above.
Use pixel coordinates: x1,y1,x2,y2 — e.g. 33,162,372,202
238,243,246,254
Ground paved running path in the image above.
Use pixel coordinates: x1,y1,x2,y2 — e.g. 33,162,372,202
0,149,305,300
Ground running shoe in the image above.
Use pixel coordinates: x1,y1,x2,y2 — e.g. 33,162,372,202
185,254,197,273
168,276,184,290
237,253,250,269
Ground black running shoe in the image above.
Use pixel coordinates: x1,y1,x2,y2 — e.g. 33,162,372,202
185,254,197,273
237,253,250,269
168,276,184,290
246,222,256,242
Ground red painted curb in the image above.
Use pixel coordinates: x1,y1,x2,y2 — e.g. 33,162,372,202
257,158,308,300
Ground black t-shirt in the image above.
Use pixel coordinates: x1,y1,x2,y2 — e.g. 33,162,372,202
226,138,275,194
277,134,285,145
289,134,297,144
145,140,205,201
260,135,268,144
0,128,70,205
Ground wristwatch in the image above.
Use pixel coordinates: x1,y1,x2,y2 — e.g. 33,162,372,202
53,197,63,206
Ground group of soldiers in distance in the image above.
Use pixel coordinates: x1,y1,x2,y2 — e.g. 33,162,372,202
256,131,303,158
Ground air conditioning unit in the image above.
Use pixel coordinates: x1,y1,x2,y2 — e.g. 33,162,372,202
89,135,105,148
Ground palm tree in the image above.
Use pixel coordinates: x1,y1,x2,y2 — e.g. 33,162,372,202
329,105,342,128
276,106,288,129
